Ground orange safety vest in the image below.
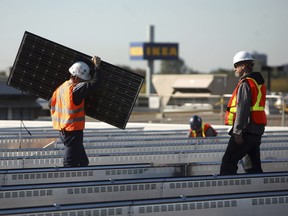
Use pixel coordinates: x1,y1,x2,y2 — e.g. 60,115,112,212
225,77,267,125
189,123,211,137
50,81,85,131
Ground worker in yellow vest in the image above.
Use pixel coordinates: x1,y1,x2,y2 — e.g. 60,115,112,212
220,51,267,175
187,115,218,138
49,56,102,167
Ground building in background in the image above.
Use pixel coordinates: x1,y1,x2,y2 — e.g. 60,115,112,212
0,77,41,120
151,74,238,111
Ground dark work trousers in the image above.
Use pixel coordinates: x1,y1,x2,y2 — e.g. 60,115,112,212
59,130,89,167
220,133,263,175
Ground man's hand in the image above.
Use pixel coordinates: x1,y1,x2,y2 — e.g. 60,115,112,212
91,56,101,68
234,134,243,144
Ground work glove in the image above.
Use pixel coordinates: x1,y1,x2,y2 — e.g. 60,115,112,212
91,56,101,68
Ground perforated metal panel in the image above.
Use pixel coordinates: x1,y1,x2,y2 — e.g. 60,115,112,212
7,31,144,129
1,173,288,210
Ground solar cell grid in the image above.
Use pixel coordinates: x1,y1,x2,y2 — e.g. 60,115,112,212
7,31,144,129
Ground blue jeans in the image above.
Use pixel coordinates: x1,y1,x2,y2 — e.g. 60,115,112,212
59,130,89,167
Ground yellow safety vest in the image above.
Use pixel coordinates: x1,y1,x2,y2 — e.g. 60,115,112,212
225,77,267,125
189,124,211,137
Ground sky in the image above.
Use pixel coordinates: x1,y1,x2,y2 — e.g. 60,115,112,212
0,0,287,73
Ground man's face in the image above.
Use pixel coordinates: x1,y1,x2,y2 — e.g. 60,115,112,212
192,125,201,132
234,62,245,77
73,76,86,84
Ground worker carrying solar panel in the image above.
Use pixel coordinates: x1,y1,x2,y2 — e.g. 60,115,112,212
187,115,218,138
48,56,102,167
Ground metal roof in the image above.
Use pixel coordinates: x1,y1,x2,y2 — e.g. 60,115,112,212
172,77,214,89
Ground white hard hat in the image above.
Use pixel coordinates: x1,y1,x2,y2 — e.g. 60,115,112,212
69,61,91,80
233,51,254,65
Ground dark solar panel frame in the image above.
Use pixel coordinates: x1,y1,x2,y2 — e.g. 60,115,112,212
7,31,144,129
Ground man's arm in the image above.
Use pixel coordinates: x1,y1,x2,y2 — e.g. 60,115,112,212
73,56,102,105
72,69,102,105
233,81,251,135
233,81,251,144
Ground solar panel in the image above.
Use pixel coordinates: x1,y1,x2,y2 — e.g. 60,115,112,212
7,31,144,129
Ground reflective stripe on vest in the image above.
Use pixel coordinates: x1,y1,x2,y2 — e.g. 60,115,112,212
50,81,85,131
190,124,206,137
246,77,267,125
51,116,85,125
226,89,238,125
247,78,265,111
51,106,84,114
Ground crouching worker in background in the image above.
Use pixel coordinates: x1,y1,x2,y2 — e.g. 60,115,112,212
49,56,102,167
187,115,218,138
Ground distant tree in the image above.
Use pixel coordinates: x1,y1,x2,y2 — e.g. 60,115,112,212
160,58,199,74
118,65,145,77
210,68,233,75
0,71,6,76
117,65,146,93
160,58,182,74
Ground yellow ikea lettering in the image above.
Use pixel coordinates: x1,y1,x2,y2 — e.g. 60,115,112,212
169,47,177,56
162,47,168,56
145,46,177,56
152,47,160,56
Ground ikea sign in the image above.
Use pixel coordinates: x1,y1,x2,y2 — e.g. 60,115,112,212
130,42,178,60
